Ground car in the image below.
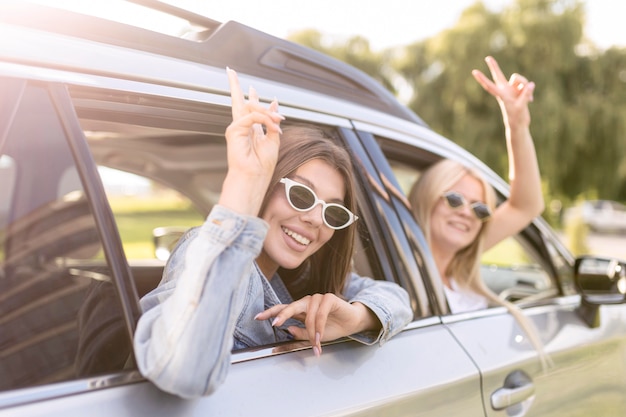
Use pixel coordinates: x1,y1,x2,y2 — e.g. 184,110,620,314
1,1,626,416
563,199,626,233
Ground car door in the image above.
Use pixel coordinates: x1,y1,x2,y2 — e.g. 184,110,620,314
366,123,626,416
446,227,626,417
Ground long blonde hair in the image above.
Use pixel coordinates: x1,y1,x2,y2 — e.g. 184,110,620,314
409,159,551,369
259,124,357,298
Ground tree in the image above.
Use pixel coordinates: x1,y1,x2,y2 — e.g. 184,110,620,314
288,0,626,203
288,29,398,95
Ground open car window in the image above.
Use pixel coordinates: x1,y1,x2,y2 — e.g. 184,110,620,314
378,135,559,312
74,87,387,348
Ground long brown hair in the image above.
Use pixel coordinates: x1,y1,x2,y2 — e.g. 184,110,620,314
259,124,357,298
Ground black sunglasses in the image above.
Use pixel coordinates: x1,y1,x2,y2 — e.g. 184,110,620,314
442,191,492,221
280,178,358,230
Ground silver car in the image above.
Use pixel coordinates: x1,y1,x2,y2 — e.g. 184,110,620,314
1,2,625,416
564,200,626,233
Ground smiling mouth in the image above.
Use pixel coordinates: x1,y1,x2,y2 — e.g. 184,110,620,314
282,227,311,246
449,221,470,232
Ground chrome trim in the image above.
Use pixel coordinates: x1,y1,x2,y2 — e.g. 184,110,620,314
401,315,443,332
440,295,581,324
0,371,143,410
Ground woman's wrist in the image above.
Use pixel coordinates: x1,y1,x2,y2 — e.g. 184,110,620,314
351,301,382,332
219,173,272,216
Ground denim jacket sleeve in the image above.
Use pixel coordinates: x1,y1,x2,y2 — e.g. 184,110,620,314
133,205,268,399
342,273,413,346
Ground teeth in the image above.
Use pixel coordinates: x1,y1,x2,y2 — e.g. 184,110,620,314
282,227,311,246
450,222,469,232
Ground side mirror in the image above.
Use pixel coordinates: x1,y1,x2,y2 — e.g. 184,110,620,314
574,256,626,327
153,226,188,261
575,256,626,304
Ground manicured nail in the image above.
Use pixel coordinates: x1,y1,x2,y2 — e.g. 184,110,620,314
271,317,279,327
313,346,321,357
253,313,261,320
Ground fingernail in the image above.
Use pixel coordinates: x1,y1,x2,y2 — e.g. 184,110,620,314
253,313,261,320
271,317,279,327
315,332,321,345
313,346,321,357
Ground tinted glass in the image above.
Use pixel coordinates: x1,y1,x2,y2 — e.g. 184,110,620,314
0,79,130,391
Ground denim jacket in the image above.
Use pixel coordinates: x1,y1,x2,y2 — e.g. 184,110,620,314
134,205,412,398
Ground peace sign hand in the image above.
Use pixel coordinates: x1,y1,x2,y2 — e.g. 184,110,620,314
471,56,534,130
226,67,284,179
219,68,285,216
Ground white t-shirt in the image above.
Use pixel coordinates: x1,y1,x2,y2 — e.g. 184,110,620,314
443,278,488,314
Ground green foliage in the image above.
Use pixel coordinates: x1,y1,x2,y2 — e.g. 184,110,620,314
288,29,398,95
287,0,626,205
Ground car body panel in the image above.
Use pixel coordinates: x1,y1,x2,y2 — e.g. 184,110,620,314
444,300,626,416
2,319,486,417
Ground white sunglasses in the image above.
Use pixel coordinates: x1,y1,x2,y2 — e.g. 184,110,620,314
279,178,358,230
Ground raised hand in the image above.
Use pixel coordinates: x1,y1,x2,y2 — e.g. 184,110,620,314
255,294,379,357
471,56,534,130
474,57,545,250
220,68,285,215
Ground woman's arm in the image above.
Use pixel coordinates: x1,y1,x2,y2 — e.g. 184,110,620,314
472,56,545,250
133,207,268,398
256,273,412,355
133,69,284,398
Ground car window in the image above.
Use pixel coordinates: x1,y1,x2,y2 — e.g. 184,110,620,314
378,135,559,311
481,236,555,303
0,78,131,392
72,87,387,342
98,167,205,296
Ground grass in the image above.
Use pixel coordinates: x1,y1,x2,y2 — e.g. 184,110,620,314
109,195,204,259
481,236,530,266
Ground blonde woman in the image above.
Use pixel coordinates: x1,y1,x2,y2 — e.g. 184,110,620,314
410,55,543,313
408,56,549,363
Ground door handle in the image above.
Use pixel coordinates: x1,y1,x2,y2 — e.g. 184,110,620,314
491,370,535,410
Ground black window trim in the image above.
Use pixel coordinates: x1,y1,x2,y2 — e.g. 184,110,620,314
48,82,141,341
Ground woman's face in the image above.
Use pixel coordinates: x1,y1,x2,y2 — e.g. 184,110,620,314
257,159,345,278
429,174,485,257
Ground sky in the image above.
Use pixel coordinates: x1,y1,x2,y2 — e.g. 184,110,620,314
184,0,625,50
35,0,626,51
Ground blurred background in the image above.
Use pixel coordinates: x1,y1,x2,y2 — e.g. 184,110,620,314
38,0,626,258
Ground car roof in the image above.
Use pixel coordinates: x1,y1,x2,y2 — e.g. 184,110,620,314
1,0,426,126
